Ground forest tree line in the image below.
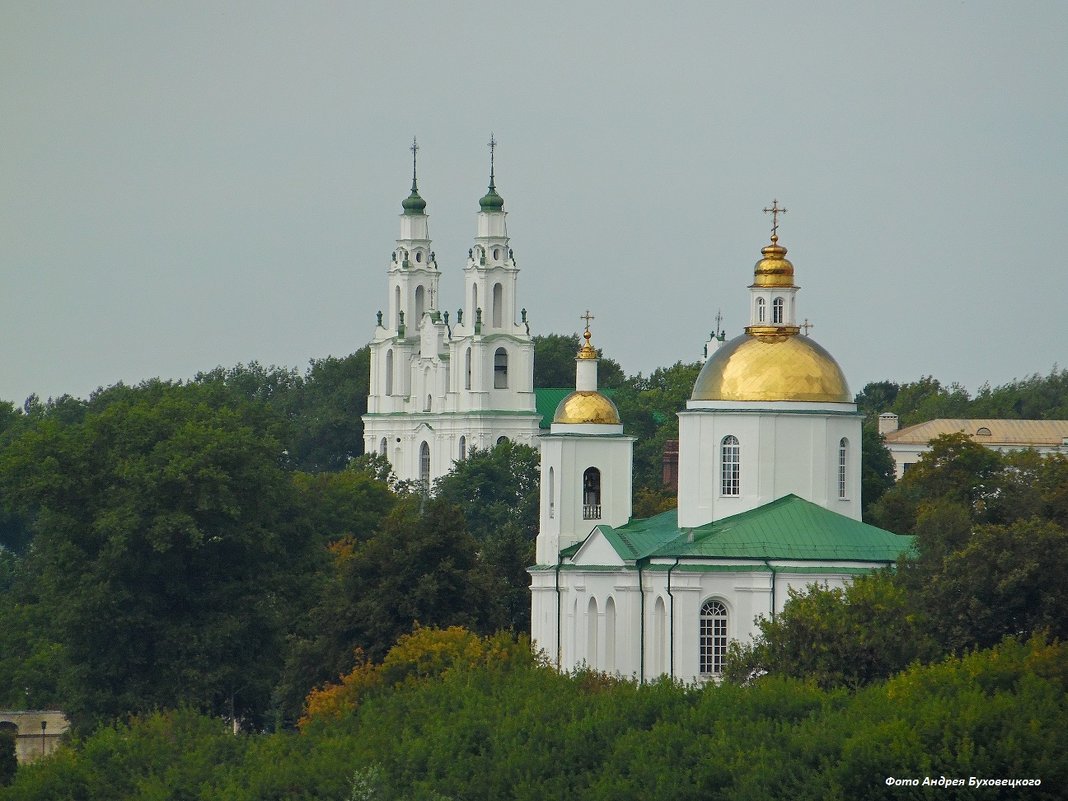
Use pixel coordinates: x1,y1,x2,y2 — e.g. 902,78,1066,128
0,339,1066,791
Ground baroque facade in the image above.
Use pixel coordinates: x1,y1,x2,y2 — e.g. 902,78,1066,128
362,143,540,486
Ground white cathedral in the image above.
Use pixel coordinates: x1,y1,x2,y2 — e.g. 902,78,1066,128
364,149,911,683
527,214,911,683
363,142,541,486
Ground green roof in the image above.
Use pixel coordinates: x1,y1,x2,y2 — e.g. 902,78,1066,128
591,495,911,564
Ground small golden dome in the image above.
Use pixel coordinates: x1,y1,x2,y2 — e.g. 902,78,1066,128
553,391,622,425
752,239,795,288
691,332,851,403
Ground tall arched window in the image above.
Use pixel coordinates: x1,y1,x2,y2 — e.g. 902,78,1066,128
772,297,784,324
721,435,740,496
756,296,766,323
653,597,667,676
419,441,430,489
385,349,394,396
459,436,467,461
415,285,425,322
464,347,472,390
700,599,728,676
548,466,555,519
838,437,848,499
379,437,387,456
583,467,602,519
492,283,503,328
494,348,509,389
587,596,598,665
604,597,616,672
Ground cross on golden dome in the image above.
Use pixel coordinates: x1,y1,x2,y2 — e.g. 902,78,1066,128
578,310,597,359
763,199,788,242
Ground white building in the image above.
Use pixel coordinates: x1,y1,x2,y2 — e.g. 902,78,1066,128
879,415,1068,479
363,144,541,486
530,223,912,683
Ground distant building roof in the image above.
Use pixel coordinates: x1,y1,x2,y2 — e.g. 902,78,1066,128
884,418,1068,448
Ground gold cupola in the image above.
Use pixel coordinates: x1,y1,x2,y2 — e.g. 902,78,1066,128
553,316,622,426
691,203,851,403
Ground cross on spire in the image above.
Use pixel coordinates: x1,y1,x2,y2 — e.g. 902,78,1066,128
580,309,595,332
714,309,724,336
487,133,497,189
801,318,814,336
763,199,788,242
410,136,419,191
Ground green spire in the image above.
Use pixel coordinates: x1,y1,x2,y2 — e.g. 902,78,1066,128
479,133,505,212
402,136,427,215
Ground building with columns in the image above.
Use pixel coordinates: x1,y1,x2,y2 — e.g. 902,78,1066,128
530,217,912,683
363,141,541,486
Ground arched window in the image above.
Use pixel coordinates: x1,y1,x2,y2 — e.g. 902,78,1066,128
772,297,784,324
494,348,509,389
838,437,848,499
756,296,766,323
583,467,602,519
379,437,387,456
976,427,992,437
492,283,503,328
604,597,616,672
653,597,667,676
464,347,472,390
700,600,728,676
415,285,425,322
493,247,501,260
415,250,422,263
548,466,555,519
721,435,740,496
587,596,598,665
385,349,394,396
459,436,467,461
425,394,432,412
419,441,430,489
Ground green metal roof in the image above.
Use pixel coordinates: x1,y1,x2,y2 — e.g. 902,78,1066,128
592,495,911,564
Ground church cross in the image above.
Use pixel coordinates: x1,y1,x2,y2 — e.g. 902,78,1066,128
801,318,814,336
409,136,419,189
580,309,595,333
714,309,724,336
763,199,788,240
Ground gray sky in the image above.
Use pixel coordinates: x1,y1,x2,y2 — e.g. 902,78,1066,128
3,1,1066,405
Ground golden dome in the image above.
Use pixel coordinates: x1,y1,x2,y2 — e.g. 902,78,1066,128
691,332,851,403
553,391,622,425
751,239,795,288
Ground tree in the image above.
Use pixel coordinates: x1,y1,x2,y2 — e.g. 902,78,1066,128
723,571,937,689
0,380,313,730
859,423,895,520
533,333,625,389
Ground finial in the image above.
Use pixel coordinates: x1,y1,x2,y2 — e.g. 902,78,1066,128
714,309,724,337
763,199,788,243
801,318,814,336
578,310,597,359
402,137,427,215
410,136,419,193
479,135,505,212
376,310,383,327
